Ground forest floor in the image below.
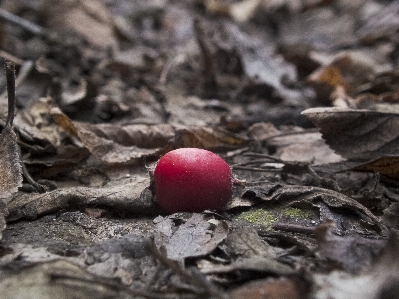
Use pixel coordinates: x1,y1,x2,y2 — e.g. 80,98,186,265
0,0,399,298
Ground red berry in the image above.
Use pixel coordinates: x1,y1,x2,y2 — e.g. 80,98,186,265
154,148,233,213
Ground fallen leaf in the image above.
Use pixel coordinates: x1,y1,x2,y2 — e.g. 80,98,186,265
44,0,118,49
154,213,229,262
230,277,305,299
315,221,386,273
312,234,399,299
7,176,156,221
242,184,383,233
51,106,172,163
351,156,399,179
198,228,294,276
266,130,343,165
0,260,134,299
302,107,399,161
162,126,249,154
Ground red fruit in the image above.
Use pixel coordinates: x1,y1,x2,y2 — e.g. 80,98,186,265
154,148,233,213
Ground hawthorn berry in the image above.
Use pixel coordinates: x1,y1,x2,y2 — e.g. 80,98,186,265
154,148,233,213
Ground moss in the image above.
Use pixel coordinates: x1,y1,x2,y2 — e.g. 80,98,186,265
282,207,311,219
53,227,91,244
236,206,315,229
236,209,276,229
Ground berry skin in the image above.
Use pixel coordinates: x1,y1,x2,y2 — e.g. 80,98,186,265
154,148,233,213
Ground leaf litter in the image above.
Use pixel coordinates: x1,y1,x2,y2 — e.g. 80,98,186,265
0,0,398,298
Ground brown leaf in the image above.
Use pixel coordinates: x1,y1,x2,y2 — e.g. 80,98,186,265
308,55,374,93
199,228,295,276
51,106,173,163
154,213,229,261
242,184,382,232
302,108,399,161
315,221,386,273
266,130,343,165
44,0,117,49
351,156,399,179
7,176,156,221
161,126,249,154
230,277,305,299
51,104,247,163
0,260,133,299
312,235,399,299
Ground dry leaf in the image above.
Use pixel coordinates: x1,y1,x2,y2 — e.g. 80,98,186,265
162,126,249,154
51,106,173,163
44,0,117,49
315,221,386,273
266,130,343,165
302,108,399,161
7,175,155,221
351,156,399,179
0,260,131,299
154,213,229,261
199,228,295,275
312,235,399,299
230,277,304,299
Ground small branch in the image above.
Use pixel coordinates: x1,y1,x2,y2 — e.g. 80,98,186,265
273,222,316,235
1,60,34,99
4,60,47,193
21,163,46,193
193,18,217,91
5,60,15,128
0,50,24,65
0,8,44,36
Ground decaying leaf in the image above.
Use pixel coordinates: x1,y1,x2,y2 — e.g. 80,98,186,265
162,126,249,154
312,234,399,299
44,0,117,49
351,156,399,179
315,221,386,273
302,108,399,161
307,54,381,98
51,106,169,163
242,183,383,235
154,213,229,262
0,259,135,299
230,277,305,299
266,130,343,165
51,104,248,162
198,228,294,276
7,175,156,221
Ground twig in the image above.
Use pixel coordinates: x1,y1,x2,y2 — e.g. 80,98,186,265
273,222,316,235
1,60,34,99
4,60,46,193
21,163,46,193
5,60,15,127
232,166,280,172
0,8,44,36
193,18,217,91
0,50,24,65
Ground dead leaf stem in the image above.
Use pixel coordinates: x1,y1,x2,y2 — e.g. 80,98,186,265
5,60,15,128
